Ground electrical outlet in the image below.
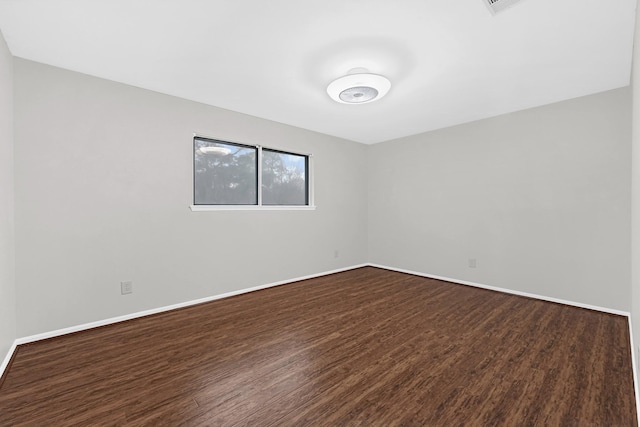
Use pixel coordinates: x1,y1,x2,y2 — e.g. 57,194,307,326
468,258,477,268
121,281,133,295
334,250,339,258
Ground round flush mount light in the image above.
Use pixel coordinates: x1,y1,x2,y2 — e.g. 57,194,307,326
327,71,391,104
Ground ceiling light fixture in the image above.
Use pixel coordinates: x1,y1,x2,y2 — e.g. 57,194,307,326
327,70,391,104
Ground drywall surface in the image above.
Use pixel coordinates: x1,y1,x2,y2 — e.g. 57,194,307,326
368,88,631,311
631,0,640,360
13,59,368,337
0,30,15,362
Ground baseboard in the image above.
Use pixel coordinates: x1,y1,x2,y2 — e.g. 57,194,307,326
627,317,640,427
0,340,17,388
15,264,368,346
367,263,630,317
14,262,629,345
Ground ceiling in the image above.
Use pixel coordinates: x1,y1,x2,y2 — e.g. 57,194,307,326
0,0,636,144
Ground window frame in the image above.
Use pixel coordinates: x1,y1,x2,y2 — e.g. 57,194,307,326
190,134,315,211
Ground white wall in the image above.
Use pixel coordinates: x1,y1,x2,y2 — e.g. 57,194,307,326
13,59,368,337
368,88,631,311
10,55,635,338
631,0,640,359
0,30,16,363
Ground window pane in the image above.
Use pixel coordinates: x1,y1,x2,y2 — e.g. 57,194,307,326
262,150,308,205
194,139,257,205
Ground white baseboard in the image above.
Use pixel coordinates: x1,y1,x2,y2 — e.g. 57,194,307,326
15,264,368,346
10,262,631,345
628,317,640,427
0,340,17,383
368,263,630,317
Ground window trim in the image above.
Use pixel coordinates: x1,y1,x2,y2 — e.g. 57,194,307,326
190,134,315,211
190,205,316,212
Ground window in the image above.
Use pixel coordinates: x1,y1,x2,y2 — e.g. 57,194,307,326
192,136,313,210
262,149,308,206
194,139,257,205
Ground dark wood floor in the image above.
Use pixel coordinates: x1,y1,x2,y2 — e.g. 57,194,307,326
0,267,636,426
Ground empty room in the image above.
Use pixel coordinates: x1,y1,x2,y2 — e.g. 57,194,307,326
1,0,640,425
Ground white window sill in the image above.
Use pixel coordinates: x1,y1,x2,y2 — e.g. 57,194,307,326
190,205,316,212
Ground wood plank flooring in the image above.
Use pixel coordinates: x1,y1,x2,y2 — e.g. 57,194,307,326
0,267,636,426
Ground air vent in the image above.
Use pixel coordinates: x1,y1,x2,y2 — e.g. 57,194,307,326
483,0,525,14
